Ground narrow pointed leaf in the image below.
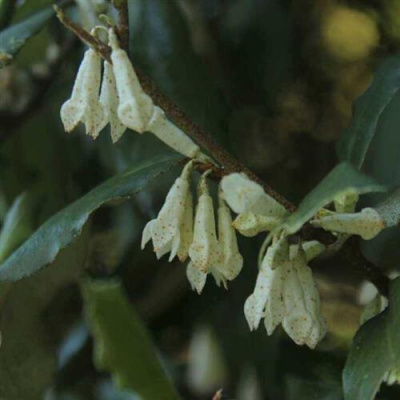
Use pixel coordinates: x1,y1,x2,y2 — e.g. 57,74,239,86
343,278,400,400
338,55,400,169
82,279,182,400
0,5,54,68
0,155,183,281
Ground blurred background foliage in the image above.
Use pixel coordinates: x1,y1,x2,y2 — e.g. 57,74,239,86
0,0,400,399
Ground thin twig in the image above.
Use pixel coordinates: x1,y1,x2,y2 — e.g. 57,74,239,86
54,6,111,58
112,0,129,52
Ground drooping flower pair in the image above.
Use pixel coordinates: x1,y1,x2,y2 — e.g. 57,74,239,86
187,172,244,293
61,29,205,160
142,163,243,294
244,236,326,349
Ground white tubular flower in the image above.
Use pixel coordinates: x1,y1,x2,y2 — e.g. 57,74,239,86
217,190,243,280
109,29,154,133
220,173,288,218
99,61,127,142
147,106,203,159
311,207,385,240
233,212,281,237
244,237,288,332
141,161,193,261
188,173,219,273
282,246,326,349
60,48,104,138
186,261,207,294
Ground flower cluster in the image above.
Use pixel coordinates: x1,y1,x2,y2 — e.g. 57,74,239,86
244,237,326,349
60,26,390,351
142,163,243,294
61,29,206,160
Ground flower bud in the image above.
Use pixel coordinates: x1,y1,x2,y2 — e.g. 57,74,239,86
311,207,385,240
109,29,154,133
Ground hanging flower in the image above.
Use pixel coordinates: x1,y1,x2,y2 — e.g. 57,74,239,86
109,29,154,133
60,48,104,138
220,173,288,218
244,237,288,333
99,60,127,142
188,172,219,273
141,161,194,261
217,190,243,280
281,245,326,349
311,207,385,240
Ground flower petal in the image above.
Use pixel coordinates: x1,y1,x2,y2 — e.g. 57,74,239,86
187,262,207,294
189,191,218,273
110,30,154,133
177,192,194,262
99,61,127,142
218,196,243,280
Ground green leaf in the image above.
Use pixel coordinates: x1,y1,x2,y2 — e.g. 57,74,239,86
0,155,183,282
283,162,385,235
82,279,181,400
0,5,54,68
337,55,400,169
128,0,228,143
0,192,35,263
343,278,400,400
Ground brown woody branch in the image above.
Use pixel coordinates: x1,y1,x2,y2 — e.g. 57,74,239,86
111,0,129,52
